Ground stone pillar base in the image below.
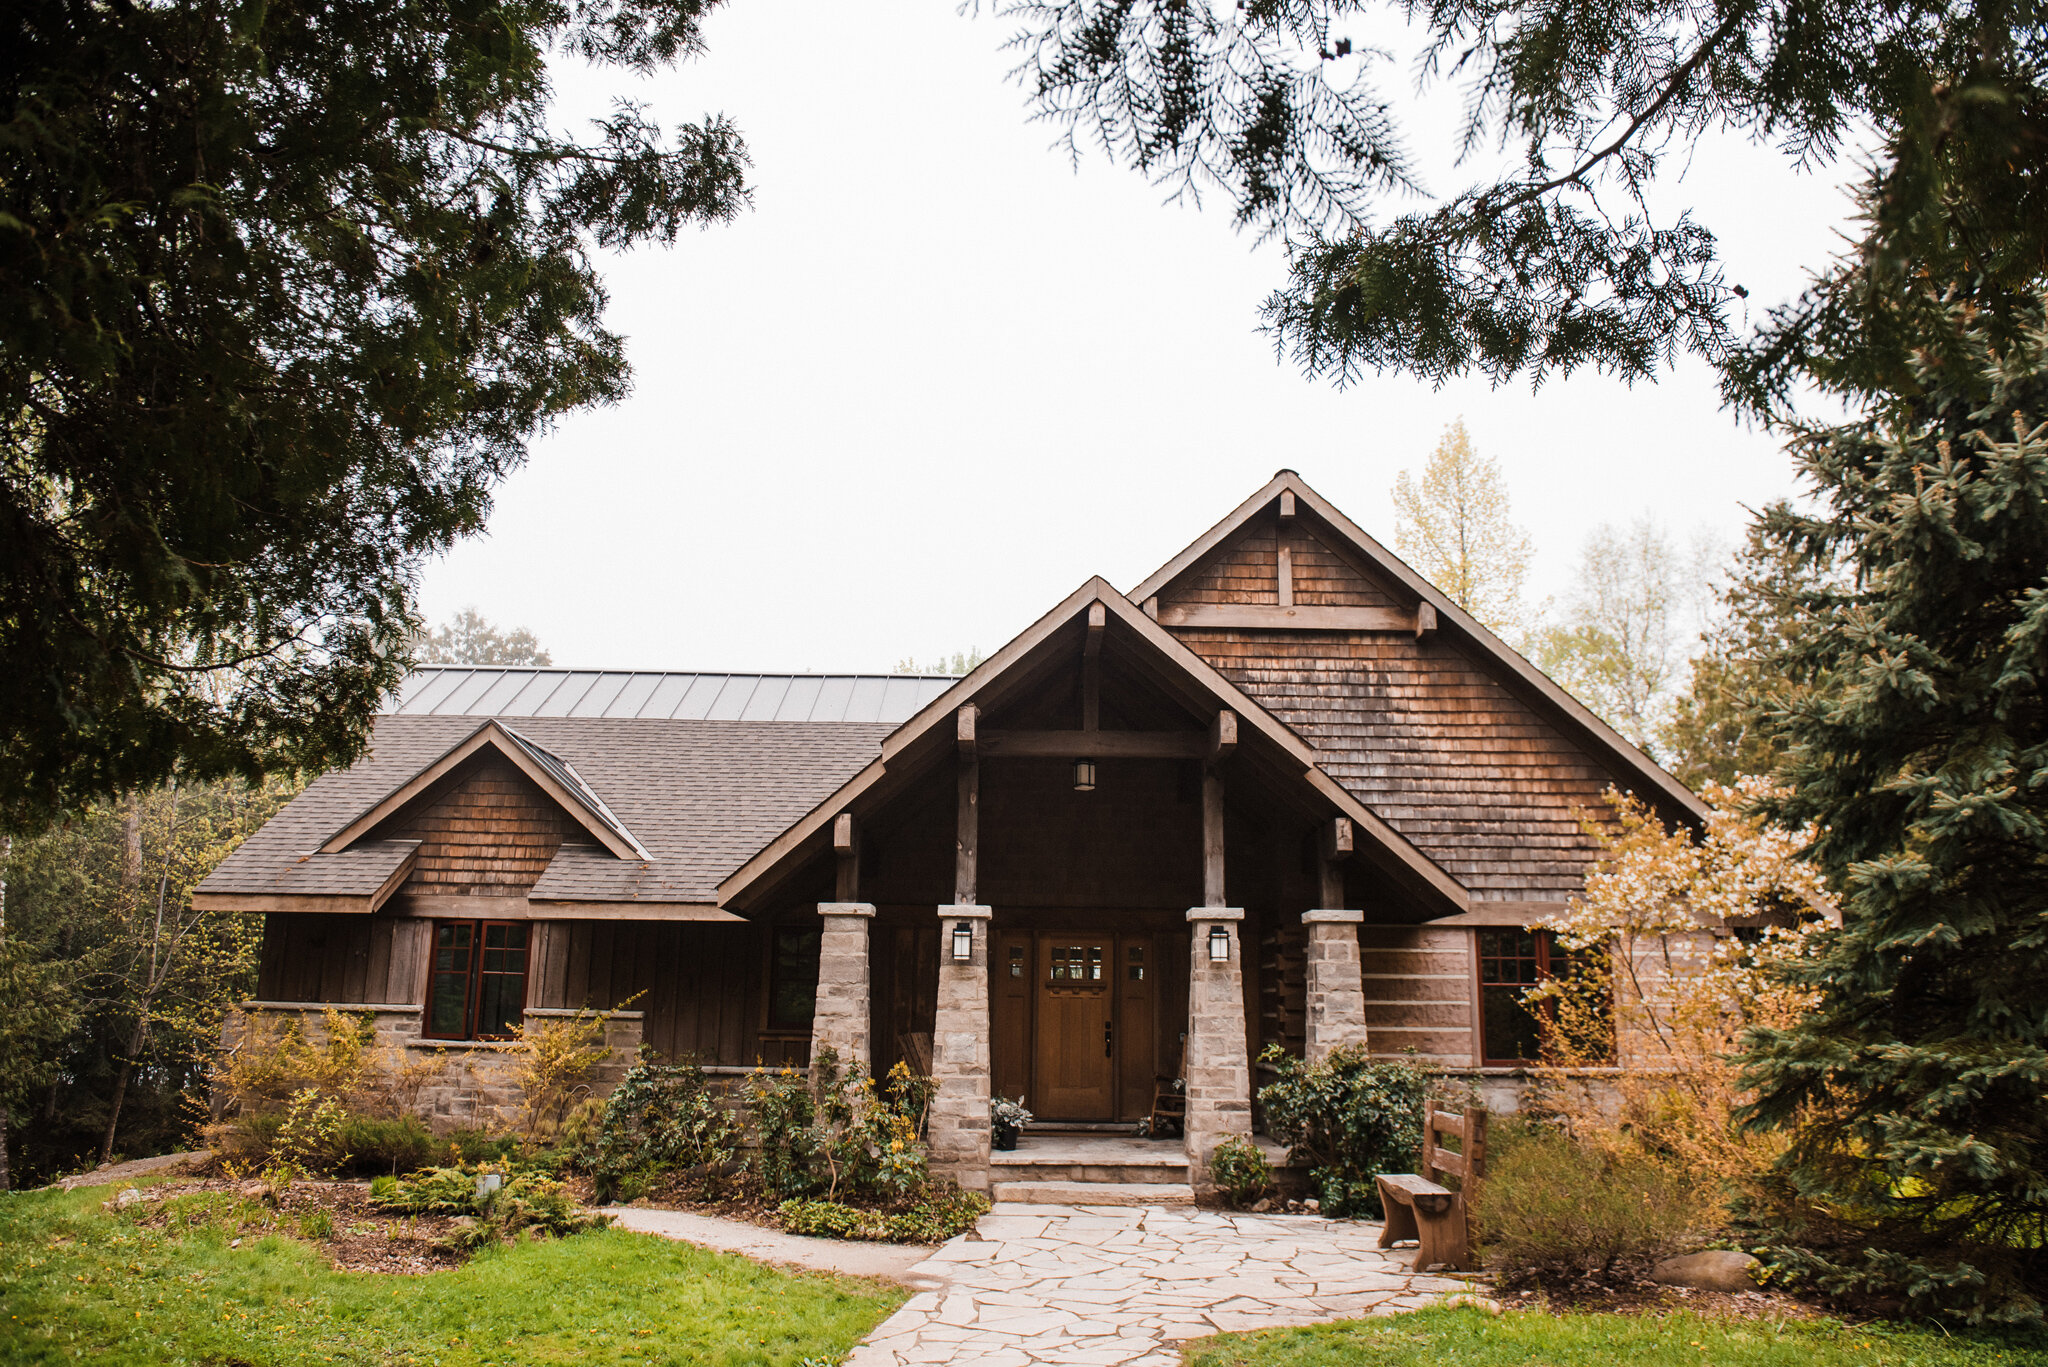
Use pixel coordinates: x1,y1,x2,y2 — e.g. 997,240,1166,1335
1184,907,1251,1196
1302,909,1369,1062
811,903,876,1073
929,905,994,1191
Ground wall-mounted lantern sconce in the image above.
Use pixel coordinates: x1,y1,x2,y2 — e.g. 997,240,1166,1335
1207,924,1231,962
951,920,975,963
1072,758,1097,792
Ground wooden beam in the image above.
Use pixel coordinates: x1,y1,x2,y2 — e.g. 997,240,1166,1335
1142,596,1159,620
1083,602,1104,731
1202,769,1226,907
1156,603,1415,632
1277,546,1294,608
978,730,1207,759
956,749,979,906
833,812,860,902
956,703,978,755
1321,816,1356,862
1415,602,1438,638
1319,857,1346,911
1278,490,1297,520
1208,709,1238,765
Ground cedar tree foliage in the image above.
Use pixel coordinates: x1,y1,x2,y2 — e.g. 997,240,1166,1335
0,0,748,833
995,1,2048,408
1735,294,2048,1320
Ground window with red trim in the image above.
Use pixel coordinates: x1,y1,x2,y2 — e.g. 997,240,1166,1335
1477,929,1605,1065
425,920,529,1039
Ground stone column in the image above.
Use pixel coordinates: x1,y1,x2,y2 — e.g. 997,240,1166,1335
1184,907,1252,1195
929,904,993,1191
811,902,875,1072
1302,908,1369,1061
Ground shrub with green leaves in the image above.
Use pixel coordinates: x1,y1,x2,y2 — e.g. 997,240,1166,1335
335,1115,435,1177
779,1188,987,1244
746,1050,932,1205
1256,1044,1426,1218
590,1056,742,1202
370,1163,607,1248
1210,1135,1274,1208
1474,1122,1706,1280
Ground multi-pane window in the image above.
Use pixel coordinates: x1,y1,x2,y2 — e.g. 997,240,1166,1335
1477,929,1607,1065
425,921,529,1040
768,926,822,1031
1048,944,1103,982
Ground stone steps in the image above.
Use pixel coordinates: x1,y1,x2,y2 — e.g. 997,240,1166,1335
988,1157,1189,1184
988,1137,1192,1204
991,1180,1194,1206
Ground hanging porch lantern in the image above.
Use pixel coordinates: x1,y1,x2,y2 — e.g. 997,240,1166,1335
1072,758,1097,792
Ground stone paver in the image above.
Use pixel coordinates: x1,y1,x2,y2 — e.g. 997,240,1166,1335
845,1202,1488,1367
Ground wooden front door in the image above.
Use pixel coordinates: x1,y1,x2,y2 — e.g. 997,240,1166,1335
1034,938,1115,1120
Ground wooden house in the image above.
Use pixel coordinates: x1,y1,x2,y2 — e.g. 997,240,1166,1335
196,471,1705,1191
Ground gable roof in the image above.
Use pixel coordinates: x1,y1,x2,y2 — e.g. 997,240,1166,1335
318,718,653,861
1132,470,1709,828
197,675,919,910
717,576,1469,913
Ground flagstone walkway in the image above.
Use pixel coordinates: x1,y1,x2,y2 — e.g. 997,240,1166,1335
846,1202,1487,1367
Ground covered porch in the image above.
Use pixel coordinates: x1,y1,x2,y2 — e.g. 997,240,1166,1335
716,581,1465,1196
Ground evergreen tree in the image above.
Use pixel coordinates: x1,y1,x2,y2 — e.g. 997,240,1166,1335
1659,514,1830,788
1735,295,2048,1320
2,0,748,832
995,2,2047,412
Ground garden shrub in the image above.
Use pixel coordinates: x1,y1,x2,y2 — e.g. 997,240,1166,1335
746,1050,932,1204
1210,1136,1273,1208
779,1188,988,1243
335,1115,435,1176
590,1056,741,1201
1474,1120,1706,1280
371,1163,609,1248
1256,1044,1427,1217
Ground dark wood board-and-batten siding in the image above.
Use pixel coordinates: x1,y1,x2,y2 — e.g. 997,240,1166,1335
256,914,782,1065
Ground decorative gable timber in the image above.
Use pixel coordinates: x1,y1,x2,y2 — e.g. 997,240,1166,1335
1131,471,1708,902
716,576,1468,915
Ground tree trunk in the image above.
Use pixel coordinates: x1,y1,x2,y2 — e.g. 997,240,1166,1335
0,1102,10,1192
100,1019,147,1166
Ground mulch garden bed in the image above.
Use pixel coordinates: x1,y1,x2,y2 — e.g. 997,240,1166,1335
1492,1258,1826,1322
119,1175,467,1275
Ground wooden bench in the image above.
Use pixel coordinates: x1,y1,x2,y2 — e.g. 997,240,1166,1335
1375,1104,1489,1272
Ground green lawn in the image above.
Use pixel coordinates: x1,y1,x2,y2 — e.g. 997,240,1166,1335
1185,1305,2047,1367
0,1180,904,1366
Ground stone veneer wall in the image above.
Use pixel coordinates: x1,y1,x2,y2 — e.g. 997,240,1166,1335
225,1002,644,1132
1183,908,1252,1196
928,905,992,1190
1301,909,1369,1062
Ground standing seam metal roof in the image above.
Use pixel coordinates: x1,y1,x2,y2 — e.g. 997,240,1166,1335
386,668,959,723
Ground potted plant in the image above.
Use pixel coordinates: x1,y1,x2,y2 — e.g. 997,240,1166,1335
990,1097,1032,1151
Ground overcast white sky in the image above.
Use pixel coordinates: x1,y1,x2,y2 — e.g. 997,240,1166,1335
417,3,1863,673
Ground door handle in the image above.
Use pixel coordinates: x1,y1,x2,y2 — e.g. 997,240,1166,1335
1105,1019,1114,1058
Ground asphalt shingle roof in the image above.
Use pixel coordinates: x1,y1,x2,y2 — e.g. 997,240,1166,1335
197,670,919,906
